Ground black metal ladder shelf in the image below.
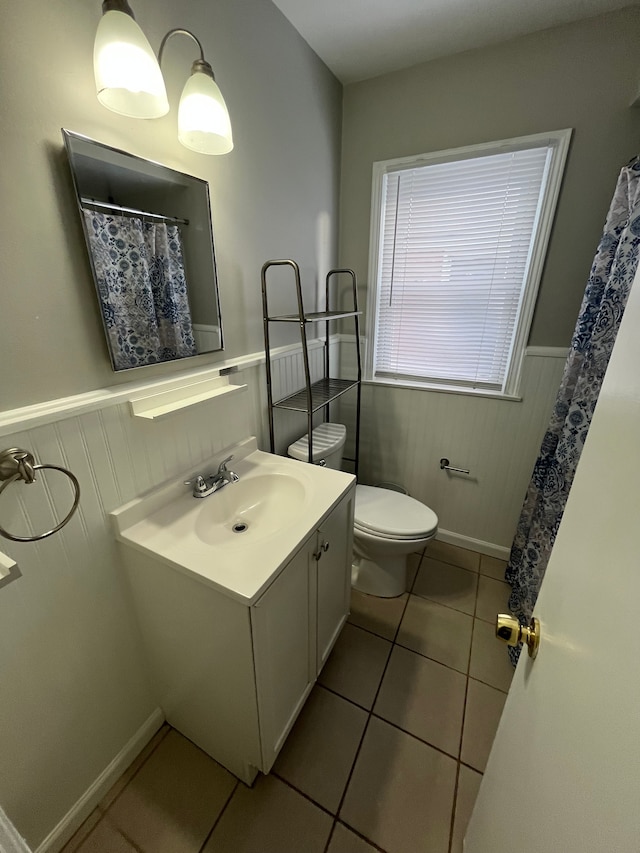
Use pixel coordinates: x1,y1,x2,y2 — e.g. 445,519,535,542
261,259,362,477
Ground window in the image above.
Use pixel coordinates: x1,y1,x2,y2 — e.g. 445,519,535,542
366,130,571,396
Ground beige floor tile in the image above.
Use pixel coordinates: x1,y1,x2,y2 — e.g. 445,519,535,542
451,765,482,853
319,623,392,709
475,576,512,623
99,723,170,811
204,774,332,853
340,717,457,853
469,619,514,692
461,679,507,772
479,554,508,580
274,685,368,812
348,589,408,641
374,645,466,757
328,822,379,852
397,595,473,673
413,558,478,615
426,540,480,572
75,818,137,852
106,729,236,853
60,810,102,853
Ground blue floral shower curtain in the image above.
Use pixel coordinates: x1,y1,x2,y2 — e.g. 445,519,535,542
83,210,197,370
506,157,640,657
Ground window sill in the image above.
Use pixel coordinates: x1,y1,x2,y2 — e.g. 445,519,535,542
362,378,522,402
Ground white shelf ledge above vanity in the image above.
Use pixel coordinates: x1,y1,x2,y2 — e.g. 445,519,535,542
129,376,247,421
0,552,21,590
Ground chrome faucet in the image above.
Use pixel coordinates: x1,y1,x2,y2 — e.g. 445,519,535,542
185,455,239,498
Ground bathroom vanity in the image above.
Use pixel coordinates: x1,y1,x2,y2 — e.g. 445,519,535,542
111,438,355,783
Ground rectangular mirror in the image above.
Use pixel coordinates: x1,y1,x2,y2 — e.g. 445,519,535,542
63,129,224,371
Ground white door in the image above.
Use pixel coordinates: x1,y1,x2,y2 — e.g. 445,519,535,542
465,266,640,852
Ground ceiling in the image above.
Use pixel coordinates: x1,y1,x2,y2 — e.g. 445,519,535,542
271,0,632,83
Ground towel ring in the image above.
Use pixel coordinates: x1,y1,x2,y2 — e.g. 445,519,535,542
0,449,81,542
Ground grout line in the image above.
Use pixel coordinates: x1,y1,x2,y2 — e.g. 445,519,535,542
448,566,482,853
327,577,414,851
460,759,484,774
197,779,240,853
335,819,390,852
331,639,394,831
322,820,337,853
410,588,477,619
317,682,371,713
393,636,508,694
369,713,461,763
448,763,461,853
271,772,337,819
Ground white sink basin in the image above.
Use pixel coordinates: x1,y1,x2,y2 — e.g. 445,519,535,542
195,473,307,546
111,438,356,604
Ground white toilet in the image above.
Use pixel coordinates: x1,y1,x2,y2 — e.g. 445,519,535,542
352,485,438,598
287,422,347,469
288,423,438,598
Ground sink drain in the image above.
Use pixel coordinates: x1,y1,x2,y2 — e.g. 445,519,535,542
232,522,249,533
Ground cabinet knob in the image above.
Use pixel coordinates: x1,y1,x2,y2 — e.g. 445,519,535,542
322,541,330,553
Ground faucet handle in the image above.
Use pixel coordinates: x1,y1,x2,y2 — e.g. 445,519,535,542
217,455,234,474
184,475,208,494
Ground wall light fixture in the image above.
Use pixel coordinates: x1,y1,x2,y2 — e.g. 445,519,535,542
93,0,233,155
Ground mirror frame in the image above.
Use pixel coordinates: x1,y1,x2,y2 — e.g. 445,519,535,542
62,128,224,372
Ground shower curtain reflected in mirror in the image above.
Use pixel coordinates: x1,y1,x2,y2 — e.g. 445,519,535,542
83,210,197,370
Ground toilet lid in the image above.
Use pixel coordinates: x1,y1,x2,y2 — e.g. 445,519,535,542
354,485,438,539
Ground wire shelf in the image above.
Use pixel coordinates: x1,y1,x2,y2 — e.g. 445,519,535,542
266,310,361,323
273,378,358,413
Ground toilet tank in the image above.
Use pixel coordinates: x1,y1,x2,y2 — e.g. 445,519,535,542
287,422,346,470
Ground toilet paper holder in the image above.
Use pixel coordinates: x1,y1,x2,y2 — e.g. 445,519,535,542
439,458,470,475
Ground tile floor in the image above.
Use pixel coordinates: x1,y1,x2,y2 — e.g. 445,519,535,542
63,541,513,853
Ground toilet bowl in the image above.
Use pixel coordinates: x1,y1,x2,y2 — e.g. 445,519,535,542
287,426,438,598
352,485,438,598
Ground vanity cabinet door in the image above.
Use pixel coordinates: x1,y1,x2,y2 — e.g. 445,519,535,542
251,541,315,773
315,489,355,673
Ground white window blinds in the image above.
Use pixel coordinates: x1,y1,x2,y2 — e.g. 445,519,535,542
373,145,553,392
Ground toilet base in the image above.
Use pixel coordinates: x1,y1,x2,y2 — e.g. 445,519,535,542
351,554,407,598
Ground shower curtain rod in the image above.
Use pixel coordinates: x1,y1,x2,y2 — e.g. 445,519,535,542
80,197,189,226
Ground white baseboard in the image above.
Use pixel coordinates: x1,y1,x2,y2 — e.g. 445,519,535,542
436,528,510,561
36,708,165,853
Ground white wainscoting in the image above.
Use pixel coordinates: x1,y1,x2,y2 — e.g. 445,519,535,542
0,340,326,851
338,346,566,557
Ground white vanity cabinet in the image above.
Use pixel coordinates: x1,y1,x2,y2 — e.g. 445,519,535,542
117,477,355,785
252,491,353,771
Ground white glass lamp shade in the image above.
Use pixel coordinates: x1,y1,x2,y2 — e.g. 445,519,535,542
178,71,233,155
94,10,169,118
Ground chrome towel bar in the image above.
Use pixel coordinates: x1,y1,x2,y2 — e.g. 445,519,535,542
439,458,470,475
0,448,80,542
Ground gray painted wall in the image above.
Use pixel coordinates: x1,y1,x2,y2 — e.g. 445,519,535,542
0,0,342,410
339,6,640,347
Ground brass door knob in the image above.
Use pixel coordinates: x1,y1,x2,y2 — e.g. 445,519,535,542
496,614,540,659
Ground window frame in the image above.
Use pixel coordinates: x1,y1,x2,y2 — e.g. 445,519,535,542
365,129,572,398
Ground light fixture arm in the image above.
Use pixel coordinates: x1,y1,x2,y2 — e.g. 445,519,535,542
158,28,216,81
101,0,135,17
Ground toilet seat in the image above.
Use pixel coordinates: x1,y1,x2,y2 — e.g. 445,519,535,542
354,485,438,540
